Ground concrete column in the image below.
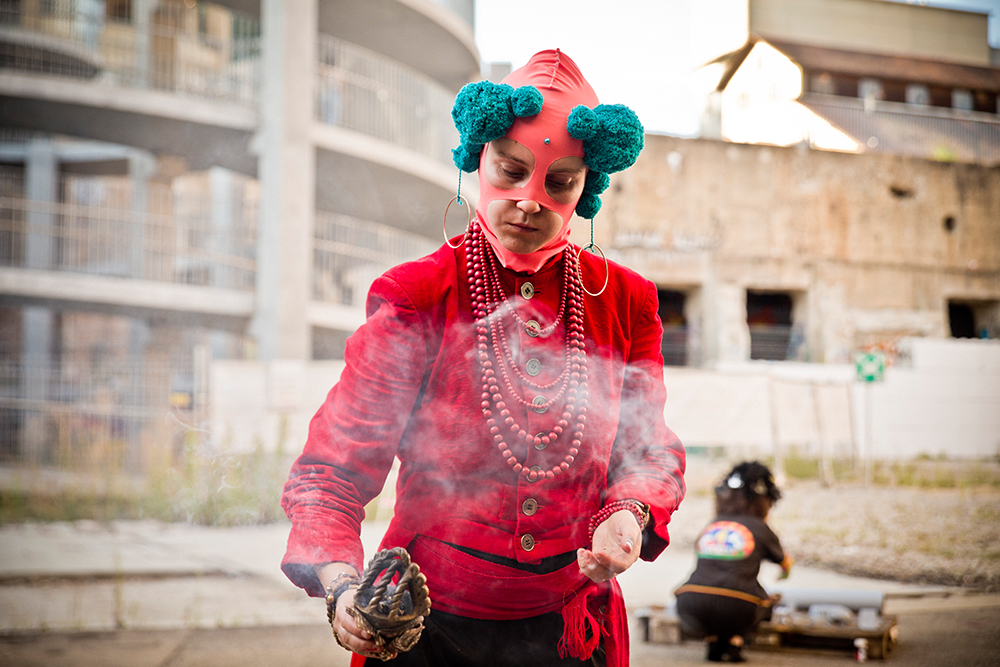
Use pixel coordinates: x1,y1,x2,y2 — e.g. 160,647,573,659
133,0,155,88
209,166,234,289
716,282,750,363
25,138,56,271
21,139,59,463
128,151,155,279
126,318,151,470
251,0,317,361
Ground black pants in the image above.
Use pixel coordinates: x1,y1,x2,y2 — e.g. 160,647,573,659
382,609,605,667
675,592,767,642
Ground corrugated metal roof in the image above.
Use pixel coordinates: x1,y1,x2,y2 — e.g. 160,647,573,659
765,38,1000,91
716,37,1000,92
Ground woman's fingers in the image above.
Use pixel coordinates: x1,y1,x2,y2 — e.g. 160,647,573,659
334,594,383,656
577,547,616,582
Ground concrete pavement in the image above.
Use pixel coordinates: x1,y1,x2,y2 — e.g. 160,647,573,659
1,520,998,666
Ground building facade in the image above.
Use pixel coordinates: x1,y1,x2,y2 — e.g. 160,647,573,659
0,0,477,471
702,0,1000,165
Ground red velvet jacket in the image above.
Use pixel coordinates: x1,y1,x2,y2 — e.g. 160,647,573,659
281,240,686,597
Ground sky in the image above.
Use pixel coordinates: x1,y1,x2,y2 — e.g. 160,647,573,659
474,0,1000,136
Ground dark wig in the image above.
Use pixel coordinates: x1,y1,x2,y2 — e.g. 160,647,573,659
715,461,781,519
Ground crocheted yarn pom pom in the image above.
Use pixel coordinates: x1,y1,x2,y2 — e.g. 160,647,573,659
567,105,599,141
451,81,515,145
582,170,610,196
583,104,645,174
452,143,483,173
575,193,602,220
512,86,543,117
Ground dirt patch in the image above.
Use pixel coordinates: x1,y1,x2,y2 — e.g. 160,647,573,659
668,477,1000,592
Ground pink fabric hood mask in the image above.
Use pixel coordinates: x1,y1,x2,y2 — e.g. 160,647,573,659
476,50,598,273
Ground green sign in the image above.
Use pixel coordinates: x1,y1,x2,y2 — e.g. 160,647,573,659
855,352,885,383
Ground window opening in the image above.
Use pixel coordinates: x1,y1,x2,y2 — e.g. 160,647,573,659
657,289,687,367
948,302,976,338
747,291,794,361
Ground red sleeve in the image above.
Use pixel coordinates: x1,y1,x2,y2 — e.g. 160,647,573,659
604,279,687,561
280,275,428,596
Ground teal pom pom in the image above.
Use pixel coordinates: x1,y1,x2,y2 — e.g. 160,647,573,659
582,171,610,196
582,104,645,174
452,81,515,144
452,143,483,172
575,194,602,220
567,105,599,141
512,86,543,117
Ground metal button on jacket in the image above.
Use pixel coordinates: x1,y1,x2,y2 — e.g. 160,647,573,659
525,320,541,337
525,358,542,376
522,498,538,516
534,432,548,450
520,282,535,299
520,534,536,551
531,396,547,413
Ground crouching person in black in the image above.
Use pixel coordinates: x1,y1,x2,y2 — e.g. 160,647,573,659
675,461,792,662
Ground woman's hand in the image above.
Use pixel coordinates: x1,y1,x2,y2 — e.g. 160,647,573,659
577,509,642,583
317,563,390,659
331,588,393,659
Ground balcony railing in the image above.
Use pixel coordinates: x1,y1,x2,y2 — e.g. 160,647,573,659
0,1,260,106
314,210,438,308
661,325,689,367
0,171,256,291
749,324,807,361
0,358,174,472
801,93,1000,165
316,35,459,166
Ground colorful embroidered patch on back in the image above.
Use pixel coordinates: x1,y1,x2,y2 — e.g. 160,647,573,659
696,521,755,560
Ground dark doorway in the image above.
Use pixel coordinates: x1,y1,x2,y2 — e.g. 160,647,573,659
747,291,793,361
948,302,976,338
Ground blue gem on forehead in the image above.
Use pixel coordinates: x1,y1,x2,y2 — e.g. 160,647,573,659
544,138,551,145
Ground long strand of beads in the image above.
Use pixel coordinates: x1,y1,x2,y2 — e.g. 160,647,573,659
465,220,590,483
482,244,574,396
482,247,569,338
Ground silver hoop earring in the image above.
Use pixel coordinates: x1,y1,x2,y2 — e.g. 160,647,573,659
443,194,472,249
576,242,609,297
576,216,608,297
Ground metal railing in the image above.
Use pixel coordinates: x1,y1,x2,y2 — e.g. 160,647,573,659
749,324,806,361
0,1,260,106
0,358,175,472
801,93,1000,165
313,210,437,307
661,325,689,367
0,171,256,291
316,35,459,166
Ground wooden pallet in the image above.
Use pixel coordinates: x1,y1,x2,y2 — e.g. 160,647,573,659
634,606,899,660
753,614,899,660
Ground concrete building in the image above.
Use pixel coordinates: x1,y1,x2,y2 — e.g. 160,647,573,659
579,0,1000,461
602,0,1000,369
0,0,477,471
702,0,1000,164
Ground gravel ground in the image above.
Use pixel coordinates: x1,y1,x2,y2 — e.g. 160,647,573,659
669,463,1000,592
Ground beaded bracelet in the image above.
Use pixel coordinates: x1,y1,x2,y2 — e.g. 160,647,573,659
324,571,361,626
587,499,649,542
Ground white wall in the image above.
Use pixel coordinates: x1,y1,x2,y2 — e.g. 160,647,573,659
863,338,1000,460
209,338,1000,461
209,359,345,454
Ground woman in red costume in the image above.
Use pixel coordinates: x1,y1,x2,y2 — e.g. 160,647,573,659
280,49,686,667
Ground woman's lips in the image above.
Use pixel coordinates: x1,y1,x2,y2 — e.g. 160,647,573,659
503,220,536,233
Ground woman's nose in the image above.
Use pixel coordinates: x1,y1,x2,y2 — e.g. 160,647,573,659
516,199,541,214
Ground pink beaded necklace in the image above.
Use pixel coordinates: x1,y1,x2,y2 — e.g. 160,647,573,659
465,220,589,483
